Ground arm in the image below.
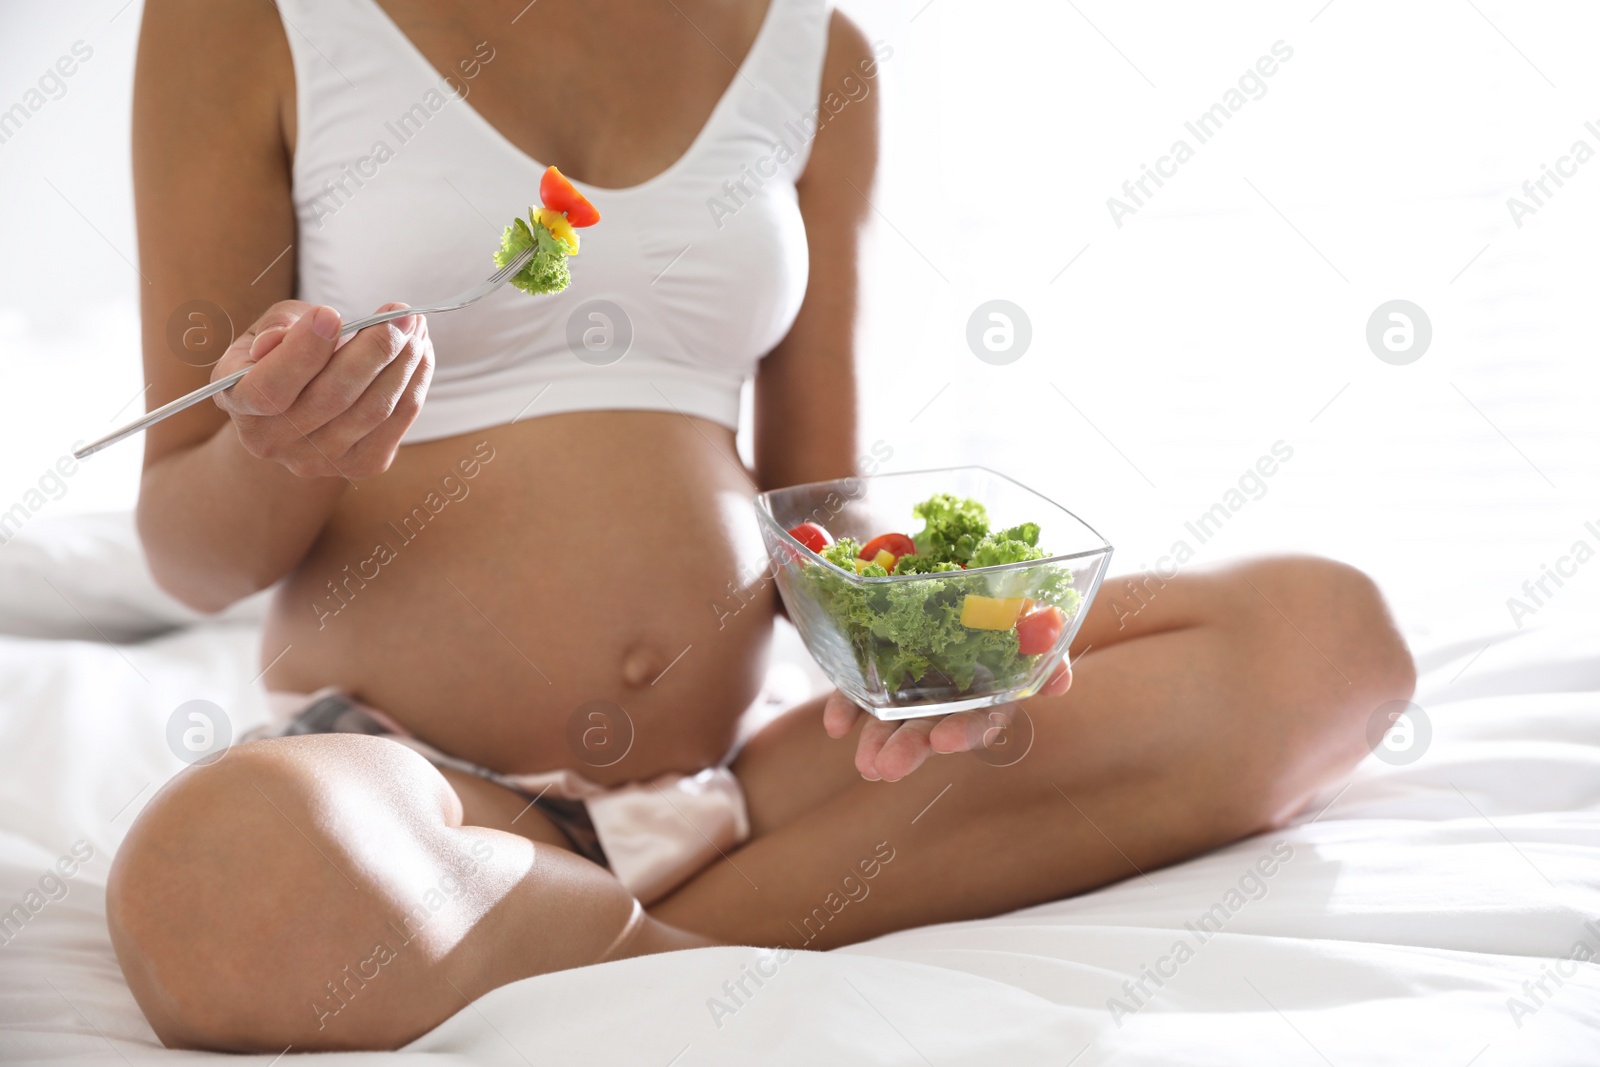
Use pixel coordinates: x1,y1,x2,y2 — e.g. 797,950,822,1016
133,0,430,612
788,18,1063,772
751,11,879,492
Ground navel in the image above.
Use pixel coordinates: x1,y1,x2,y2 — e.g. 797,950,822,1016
620,643,664,688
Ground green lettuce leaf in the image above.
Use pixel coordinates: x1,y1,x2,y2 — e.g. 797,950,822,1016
891,555,964,576
970,536,1045,568
798,493,1080,695
911,493,991,564
820,539,863,571
496,214,571,296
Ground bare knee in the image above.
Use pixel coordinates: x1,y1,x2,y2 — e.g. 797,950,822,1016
107,734,651,1052
1238,554,1415,700
1228,554,1416,820
106,736,481,1051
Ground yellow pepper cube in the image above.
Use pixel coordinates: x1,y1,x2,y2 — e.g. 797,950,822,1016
532,207,580,255
872,550,896,571
960,595,1027,631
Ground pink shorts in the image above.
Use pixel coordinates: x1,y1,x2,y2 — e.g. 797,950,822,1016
248,689,750,906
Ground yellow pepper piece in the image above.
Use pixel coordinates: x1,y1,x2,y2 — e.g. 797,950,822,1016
960,594,1026,631
872,550,896,571
532,207,580,255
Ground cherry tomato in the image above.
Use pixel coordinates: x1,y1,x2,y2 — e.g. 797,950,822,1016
787,522,833,554
858,533,916,566
1016,606,1065,656
540,165,602,228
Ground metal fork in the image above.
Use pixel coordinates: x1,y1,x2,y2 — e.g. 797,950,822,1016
74,246,536,460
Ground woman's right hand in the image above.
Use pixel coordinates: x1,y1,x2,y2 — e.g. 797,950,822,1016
211,300,433,479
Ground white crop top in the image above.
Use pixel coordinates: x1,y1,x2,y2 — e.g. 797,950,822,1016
276,0,831,442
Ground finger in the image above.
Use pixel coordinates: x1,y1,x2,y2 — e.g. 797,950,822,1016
307,317,428,456
211,300,310,381
222,304,342,417
338,342,434,477
822,691,864,739
855,716,898,780
873,718,938,782
284,304,415,432
1042,658,1073,697
213,326,290,414
247,323,290,362
928,706,1013,754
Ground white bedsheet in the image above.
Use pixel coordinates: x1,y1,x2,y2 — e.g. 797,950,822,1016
0,539,1596,1064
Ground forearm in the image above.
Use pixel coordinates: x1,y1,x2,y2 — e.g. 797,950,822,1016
137,423,345,613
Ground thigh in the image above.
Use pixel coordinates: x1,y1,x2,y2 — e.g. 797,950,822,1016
106,734,643,1052
734,557,1394,838
662,557,1408,947
701,618,1257,948
732,563,1231,838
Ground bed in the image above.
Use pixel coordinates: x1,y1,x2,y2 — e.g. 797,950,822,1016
1,513,1596,1065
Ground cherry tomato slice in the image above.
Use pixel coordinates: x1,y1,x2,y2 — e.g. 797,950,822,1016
1016,606,1065,656
540,166,602,228
786,522,833,554
858,533,916,564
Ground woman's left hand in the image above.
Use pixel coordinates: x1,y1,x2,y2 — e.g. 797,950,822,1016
823,660,1072,781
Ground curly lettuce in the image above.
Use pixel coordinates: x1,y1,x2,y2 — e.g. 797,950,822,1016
800,494,1080,693
891,554,963,576
970,536,1044,569
495,215,571,296
804,561,1016,690
910,493,991,564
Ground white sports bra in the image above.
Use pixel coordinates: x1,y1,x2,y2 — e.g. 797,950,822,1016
276,0,831,442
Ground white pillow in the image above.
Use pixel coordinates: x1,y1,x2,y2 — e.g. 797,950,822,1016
0,511,269,641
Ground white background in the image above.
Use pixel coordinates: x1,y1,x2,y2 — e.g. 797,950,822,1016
2,0,1596,650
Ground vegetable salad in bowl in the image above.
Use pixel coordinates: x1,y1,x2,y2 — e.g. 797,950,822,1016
755,468,1114,720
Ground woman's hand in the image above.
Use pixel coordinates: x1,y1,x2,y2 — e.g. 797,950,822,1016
823,660,1072,781
211,300,433,480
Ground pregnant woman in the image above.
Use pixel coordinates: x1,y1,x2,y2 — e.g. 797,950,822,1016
108,0,1416,1052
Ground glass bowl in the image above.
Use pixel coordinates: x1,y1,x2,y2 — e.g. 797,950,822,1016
754,466,1114,720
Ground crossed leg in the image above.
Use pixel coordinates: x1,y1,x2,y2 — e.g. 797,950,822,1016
105,734,709,1052
106,555,1412,1050
650,555,1416,947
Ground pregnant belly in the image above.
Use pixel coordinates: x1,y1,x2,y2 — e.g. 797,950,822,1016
261,411,777,785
